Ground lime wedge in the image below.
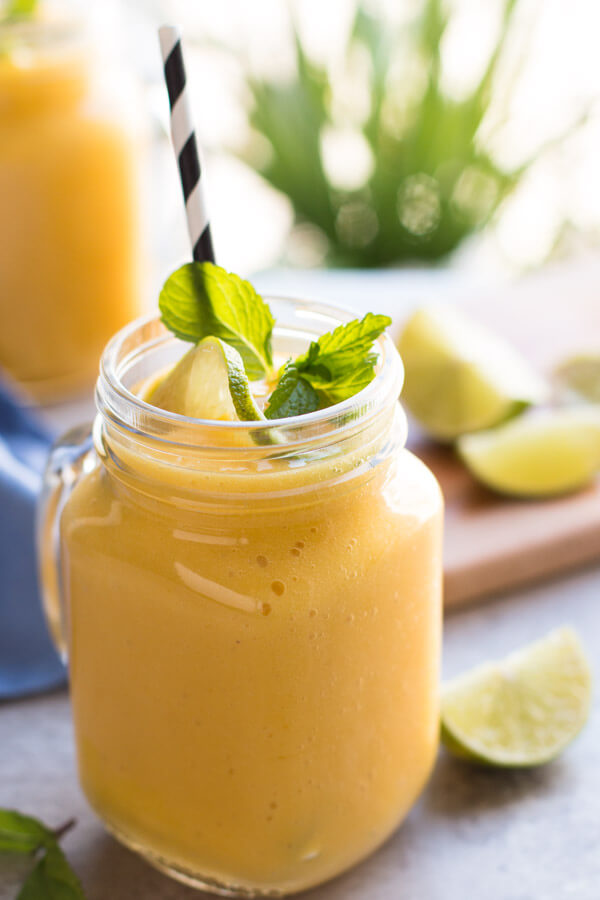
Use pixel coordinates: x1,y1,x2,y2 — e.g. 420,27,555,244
147,336,264,421
397,305,547,441
555,354,600,404
441,627,592,767
458,407,600,497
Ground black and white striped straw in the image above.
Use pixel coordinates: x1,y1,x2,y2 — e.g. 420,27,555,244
158,25,215,263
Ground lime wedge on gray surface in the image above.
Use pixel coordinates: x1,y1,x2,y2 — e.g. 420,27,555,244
458,407,600,497
397,305,547,441
148,336,264,421
441,627,592,767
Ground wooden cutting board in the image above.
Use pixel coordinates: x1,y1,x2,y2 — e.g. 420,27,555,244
400,260,600,608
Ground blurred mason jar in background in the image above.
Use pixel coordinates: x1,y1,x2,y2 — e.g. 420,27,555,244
0,0,148,400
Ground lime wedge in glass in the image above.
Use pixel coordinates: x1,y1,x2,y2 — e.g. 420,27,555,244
147,336,264,421
441,627,592,767
458,407,600,497
555,354,600,404
397,305,547,441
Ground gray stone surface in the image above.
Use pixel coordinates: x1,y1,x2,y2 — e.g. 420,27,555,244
2,565,599,900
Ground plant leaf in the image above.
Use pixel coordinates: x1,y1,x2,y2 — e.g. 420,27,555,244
17,843,84,900
233,1,546,267
265,313,391,413
295,313,391,380
304,361,382,405
0,810,52,855
264,363,320,419
159,263,274,380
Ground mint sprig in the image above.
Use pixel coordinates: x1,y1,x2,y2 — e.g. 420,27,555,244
265,313,391,417
295,313,390,376
0,809,84,899
158,263,391,419
159,263,274,380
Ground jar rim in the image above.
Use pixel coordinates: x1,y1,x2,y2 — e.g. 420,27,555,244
96,297,404,455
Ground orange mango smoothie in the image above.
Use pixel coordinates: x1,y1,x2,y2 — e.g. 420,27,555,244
0,20,142,395
47,310,443,895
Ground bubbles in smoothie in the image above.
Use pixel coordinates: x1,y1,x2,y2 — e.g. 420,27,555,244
256,555,268,568
271,581,285,596
308,609,317,618
290,547,301,557
260,602,272,616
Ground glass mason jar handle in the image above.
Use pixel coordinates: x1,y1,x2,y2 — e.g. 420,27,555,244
37,423,96,661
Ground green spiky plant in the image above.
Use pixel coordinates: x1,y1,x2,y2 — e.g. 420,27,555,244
236,0,546,267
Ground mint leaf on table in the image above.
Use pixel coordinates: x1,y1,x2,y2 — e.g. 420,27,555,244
0,810,51,855
0,809,84,899
18,843,84,900
159,263,274,380
265,313,391,417
264,362,320,419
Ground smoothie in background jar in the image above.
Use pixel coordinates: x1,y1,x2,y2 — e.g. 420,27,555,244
0,4,143,397
40,298,443,896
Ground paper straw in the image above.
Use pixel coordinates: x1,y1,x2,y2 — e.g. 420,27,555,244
158,25,216,263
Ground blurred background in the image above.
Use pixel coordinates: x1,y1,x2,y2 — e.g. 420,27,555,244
2,0,600,394
136,0,600,281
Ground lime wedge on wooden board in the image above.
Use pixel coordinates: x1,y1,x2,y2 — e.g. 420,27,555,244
397,305,547,441
441,627,592,767
147,336,264,422
458,407,600,497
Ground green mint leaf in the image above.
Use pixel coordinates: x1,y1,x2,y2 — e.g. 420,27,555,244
0,810,82,899
295,313,391,378
304,362,382,405
159,263,274,380
294,313,391,404
264,362,320,419
0,810,52,855
17,843,85,900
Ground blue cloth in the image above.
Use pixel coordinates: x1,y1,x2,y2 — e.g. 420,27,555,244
0,380,65,698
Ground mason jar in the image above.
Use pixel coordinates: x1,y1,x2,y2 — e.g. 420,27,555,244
0,5,143,398
39,298,443,896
